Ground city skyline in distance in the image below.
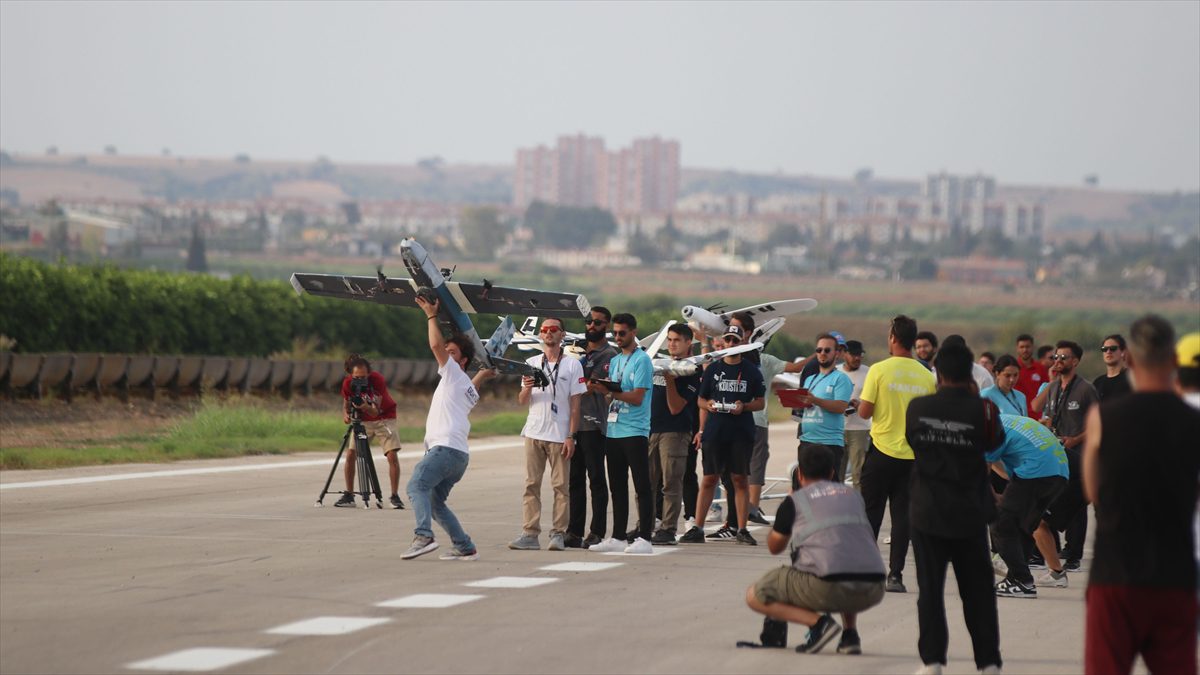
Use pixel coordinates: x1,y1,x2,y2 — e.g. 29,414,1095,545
1,2,1197,193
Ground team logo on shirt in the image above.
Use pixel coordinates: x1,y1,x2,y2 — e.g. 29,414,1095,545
465,387,479,406
713,373,749,393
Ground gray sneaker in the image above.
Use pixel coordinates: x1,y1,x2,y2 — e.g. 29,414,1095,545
508,533,540,550
547,533,565,551
401,535,438,560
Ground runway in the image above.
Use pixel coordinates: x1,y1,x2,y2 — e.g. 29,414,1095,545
1,424,1090,674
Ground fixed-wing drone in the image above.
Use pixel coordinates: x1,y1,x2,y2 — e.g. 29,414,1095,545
652,339,766,376
289,238,590,386
682,298,818,336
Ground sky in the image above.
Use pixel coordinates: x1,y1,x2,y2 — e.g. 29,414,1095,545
1,1,1198,192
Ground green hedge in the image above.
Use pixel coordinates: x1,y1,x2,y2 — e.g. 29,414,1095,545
0,253,429,357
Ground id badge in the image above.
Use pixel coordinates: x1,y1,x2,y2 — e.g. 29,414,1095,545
551,402,559,416
607,401,620,424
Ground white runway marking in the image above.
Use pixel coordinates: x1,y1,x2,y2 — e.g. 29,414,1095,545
126,647,274,672
539,561,624,572
464,576,559,589
599,547,678,557
0,441,522,491
265,616,391,636
376,593,484,609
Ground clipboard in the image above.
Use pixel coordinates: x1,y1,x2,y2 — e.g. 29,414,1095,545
590,378,623,393
776,388,812,409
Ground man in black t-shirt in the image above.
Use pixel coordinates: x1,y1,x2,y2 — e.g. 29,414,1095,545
1083,315,1200,675
905,343,1004,674
648,324,700,544
1092,334,1132,402
566,306,618,548
679,325,765,546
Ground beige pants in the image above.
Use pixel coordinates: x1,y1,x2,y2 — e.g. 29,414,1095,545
523,438,570,536
844,430,870,490
648,431,690,534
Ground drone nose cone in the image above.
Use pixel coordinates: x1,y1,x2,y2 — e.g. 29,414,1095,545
682,306,695,318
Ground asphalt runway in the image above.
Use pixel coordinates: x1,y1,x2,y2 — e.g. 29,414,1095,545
1,424,1093,674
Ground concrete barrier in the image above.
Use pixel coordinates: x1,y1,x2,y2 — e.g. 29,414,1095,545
243,359,271,390
4,354,43,395
69,353,102,390
38,354,74,398
392,359,416,387
268,360,292,390
289,360,312,393
201,357,231,389
95,355,131,399
176,356,204,390
325,364,346,390
152,357,180,388
307,361,331,391
225,358,250,391
376,360,397,384
125,356,155,389
413,360,438,385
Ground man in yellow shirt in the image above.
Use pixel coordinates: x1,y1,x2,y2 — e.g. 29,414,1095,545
858,315,937,593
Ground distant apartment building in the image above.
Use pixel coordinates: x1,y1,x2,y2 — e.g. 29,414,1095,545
513,134,680,215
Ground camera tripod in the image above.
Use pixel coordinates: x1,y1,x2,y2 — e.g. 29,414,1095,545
315,417,383,509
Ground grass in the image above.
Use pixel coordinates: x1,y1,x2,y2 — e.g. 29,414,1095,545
0,400,527,471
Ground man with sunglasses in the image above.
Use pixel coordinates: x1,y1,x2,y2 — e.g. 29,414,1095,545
566,307,617,549
588,313,657,554
681,324,766,546
1037,340,1098,575
797,333,854,484
510,317,587,552
1092,334,1132,402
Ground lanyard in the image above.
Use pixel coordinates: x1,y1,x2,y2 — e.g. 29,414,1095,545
1001,389,1022,414
541,352,562,402
806,370,834,396
1050,376,1077,429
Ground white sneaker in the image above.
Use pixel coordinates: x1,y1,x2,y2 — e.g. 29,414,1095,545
1037,569,1068,588
623,537,653,554
915,664,944,675
991,553,1009,577
588,537,626,553
683,517,697,532
980,665,1002,674
884,536,892,544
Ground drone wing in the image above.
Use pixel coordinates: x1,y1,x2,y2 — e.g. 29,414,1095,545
450,282,590,319
717,298,818,324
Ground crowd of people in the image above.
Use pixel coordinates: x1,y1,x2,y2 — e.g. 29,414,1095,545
337,298,1200,675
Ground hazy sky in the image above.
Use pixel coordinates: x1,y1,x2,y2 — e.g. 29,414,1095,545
2,1,1197,192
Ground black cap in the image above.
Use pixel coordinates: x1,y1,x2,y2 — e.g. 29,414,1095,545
845,340,865,355
723,324,745,340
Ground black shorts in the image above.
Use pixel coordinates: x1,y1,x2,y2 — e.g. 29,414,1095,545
1000,475,1067,533
1043,448,1086,532
701,433,753,477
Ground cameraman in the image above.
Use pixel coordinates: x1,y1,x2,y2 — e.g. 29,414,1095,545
338,354,404,509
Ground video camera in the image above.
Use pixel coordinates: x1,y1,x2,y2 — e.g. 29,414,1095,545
348,376,371,411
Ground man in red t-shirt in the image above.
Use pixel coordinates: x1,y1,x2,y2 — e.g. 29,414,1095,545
339,354,404,508
1013,334,1049,417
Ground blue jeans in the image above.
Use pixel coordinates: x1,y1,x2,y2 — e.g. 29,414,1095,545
407,445,473,551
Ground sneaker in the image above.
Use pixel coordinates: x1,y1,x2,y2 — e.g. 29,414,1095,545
1063,559,1083,573
707,525,736,540
651,529,678,545
624,537,654,554
915,664,944,675
884,535,892,544
401,535,438,560
679,526,706,544
508,534,540,550
439,546,478,561
334,492,356,508
389,494,405,510
979,665,1002,674
991,553,1009,577
885,574,906,593
683,517,697,532
747,507,770,525
582,532,603,548
588,537,626,553
735,528,758,546
563,533,584,549
995,577,1037,598
1037,568,1068,588
654,518,662,531
795,613,841,654
836,628,862,655
1028,554,1047,570
547,533,565,551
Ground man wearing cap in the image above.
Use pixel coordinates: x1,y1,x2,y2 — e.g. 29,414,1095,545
680,323,766,546
797,333,854,483
841,340,872,489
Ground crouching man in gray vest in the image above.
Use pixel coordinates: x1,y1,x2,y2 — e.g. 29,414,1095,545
740,444,886,654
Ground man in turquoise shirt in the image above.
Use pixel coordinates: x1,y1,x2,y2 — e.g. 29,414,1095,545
798,333,854,477
588,312,656,555
988,414,1070,598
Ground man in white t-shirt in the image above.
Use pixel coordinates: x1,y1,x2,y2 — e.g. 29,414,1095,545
510,318,587,552
841,340,872,490
402,295,496,561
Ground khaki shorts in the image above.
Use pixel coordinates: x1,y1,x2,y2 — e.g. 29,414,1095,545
361,419,402,454
753,566,885,614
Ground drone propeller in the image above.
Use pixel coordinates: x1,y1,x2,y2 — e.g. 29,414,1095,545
440,265,456,280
